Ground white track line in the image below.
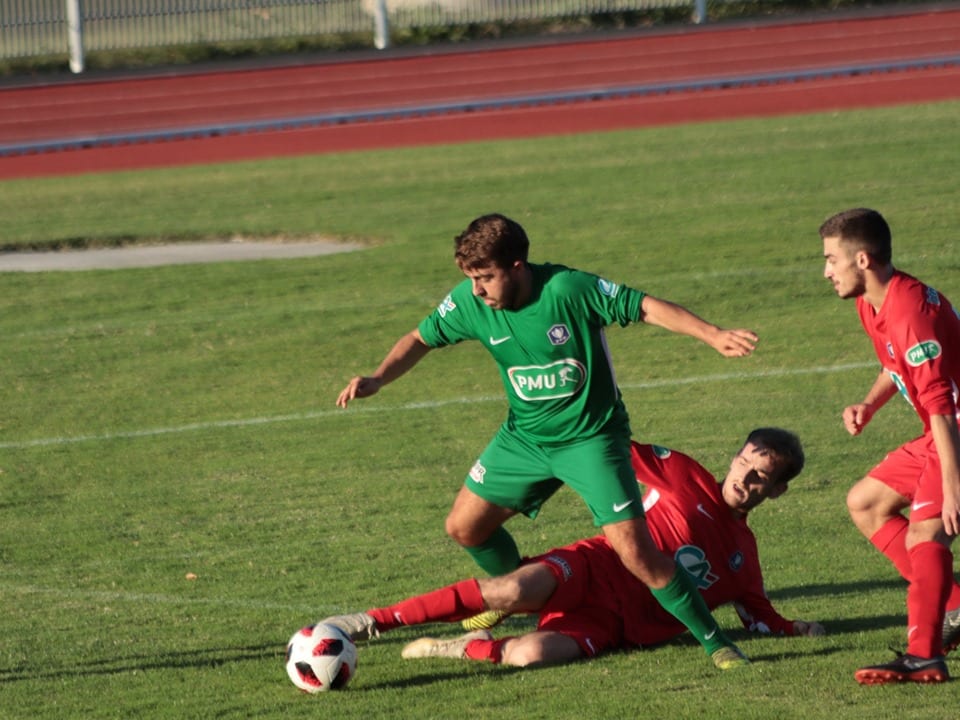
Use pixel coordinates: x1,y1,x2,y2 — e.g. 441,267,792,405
0,362,874,450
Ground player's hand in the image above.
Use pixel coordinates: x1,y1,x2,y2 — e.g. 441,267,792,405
336,376,383,408
792,620,826,637
942,485,960,537
842,403,874,436
711,328,758,358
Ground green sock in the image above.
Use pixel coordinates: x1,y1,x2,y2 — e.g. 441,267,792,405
649,564,731,655
463,526,521,576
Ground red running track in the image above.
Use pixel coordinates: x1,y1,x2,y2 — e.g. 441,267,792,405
1,7,959,179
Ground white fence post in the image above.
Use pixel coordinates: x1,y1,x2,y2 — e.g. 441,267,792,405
693,0,707,24
66,0,85,73
373,0,390,49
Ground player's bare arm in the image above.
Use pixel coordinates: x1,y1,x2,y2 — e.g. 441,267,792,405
639,295,758,357
929,413,960,536
336,329,433,408
843,371,897,436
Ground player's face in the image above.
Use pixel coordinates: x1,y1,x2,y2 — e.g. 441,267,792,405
721,442,785,516
823,235,866,299
462,261,524,310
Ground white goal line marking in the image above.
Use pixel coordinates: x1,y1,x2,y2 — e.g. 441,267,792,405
1,362,874,450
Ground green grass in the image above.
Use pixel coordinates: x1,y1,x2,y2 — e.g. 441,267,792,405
1,100,959,719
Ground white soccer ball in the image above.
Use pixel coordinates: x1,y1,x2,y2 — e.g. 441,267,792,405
285,622,358,693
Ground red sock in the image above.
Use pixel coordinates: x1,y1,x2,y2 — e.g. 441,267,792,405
871,517,960,610
905,542,953,658
870,516,912,580
366,579,485,632
464,637,509,663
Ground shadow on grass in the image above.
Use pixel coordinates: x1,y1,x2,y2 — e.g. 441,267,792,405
0,578,911,688
0,642,279,684
766,577,904,601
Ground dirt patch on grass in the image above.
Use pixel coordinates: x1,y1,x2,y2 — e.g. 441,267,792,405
0,237,364,272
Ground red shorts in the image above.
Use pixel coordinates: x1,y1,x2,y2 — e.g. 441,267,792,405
869,434,943,522
529,538,632,658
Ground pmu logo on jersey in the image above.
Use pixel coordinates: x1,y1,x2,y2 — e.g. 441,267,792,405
905,340,941,367
437,294,457,318
925,286,941,306
597,278,620,298
547,324,570,346
675,544,719,590
508,360,585,400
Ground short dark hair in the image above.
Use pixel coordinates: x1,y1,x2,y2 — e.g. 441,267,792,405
818,208,892,265
454,214,529,270
745,427,805,484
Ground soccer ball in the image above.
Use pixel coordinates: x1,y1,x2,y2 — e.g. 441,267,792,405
285,622,358,693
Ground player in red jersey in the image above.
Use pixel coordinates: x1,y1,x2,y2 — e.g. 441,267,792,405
821,208,960,685
318,428,825,667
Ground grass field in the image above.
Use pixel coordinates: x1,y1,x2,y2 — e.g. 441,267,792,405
2,99,960,719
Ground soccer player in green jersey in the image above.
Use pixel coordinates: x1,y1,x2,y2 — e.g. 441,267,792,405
336,214,758,669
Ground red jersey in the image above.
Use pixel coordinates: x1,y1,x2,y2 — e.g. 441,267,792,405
857,270,960,430
535,442,793,649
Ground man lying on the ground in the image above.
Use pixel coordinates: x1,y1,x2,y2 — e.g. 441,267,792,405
320,427,825,667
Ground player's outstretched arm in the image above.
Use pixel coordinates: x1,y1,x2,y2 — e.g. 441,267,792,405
639,295,757,358
336,329,432,408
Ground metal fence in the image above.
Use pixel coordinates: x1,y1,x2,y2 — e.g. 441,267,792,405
1,0,701,71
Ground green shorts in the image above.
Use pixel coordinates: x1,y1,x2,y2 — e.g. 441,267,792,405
464,421,645,526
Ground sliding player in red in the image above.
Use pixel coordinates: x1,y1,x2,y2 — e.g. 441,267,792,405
318,428,825,668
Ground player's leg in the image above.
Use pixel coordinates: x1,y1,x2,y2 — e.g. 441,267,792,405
449,427,561,578
853,440,960,648
849,438,921,578
601,517,744,665
600,516,673,588
498,631,584,667
855,444,953,684
555,433,746,666
846,475,910,540
322,563,557,642
445,486,519,576
476,561,559,614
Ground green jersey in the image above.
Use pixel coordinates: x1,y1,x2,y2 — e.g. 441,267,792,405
418,262,646,444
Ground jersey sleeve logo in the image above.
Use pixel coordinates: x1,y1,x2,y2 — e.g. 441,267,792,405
597,278,620,298
508,360,586,400
905,340,941,367
437,294,457,318
925,286,941,306
651,445,672,459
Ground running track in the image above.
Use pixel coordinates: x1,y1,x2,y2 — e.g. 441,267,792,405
1,7,959,179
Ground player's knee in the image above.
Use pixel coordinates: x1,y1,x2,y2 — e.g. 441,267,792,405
846,481,870,515
500,637,549,667
445,515,477,546
484,573,526,610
